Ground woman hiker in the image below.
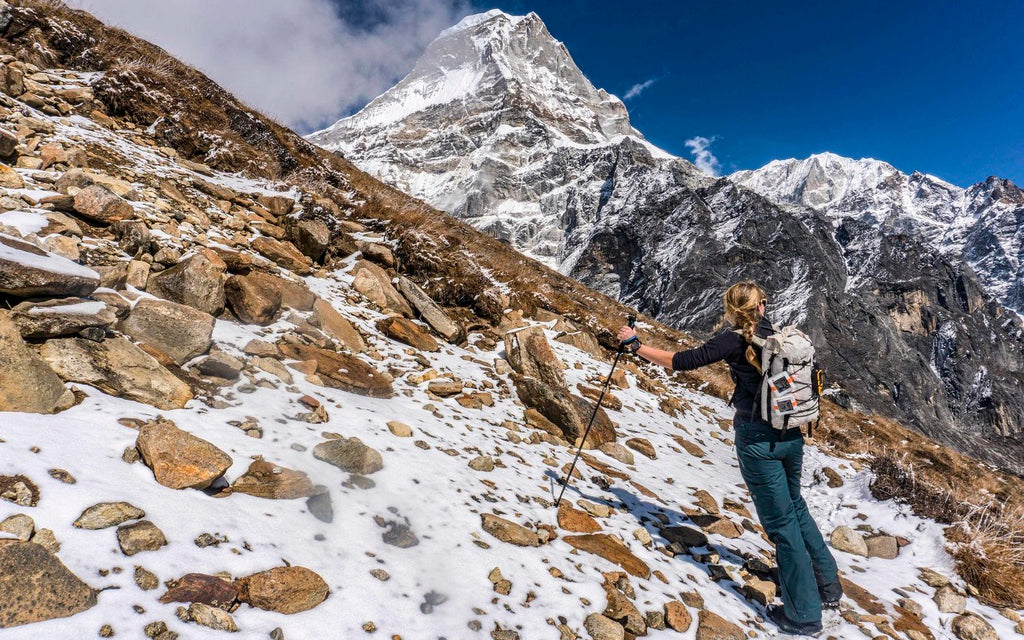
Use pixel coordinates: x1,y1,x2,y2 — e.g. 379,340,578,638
616,281,842,636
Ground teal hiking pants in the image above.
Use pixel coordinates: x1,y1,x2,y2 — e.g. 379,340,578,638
735,421,839,624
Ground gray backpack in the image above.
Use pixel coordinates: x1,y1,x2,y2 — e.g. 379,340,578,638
750,326,823,432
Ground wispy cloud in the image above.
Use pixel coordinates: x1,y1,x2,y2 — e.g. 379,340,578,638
67,0,469,133
623,78,657,100
685,135,722,176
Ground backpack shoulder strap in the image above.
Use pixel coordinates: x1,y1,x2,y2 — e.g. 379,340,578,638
733,328,767,348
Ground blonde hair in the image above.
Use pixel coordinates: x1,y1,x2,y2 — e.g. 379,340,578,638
723,281,767,372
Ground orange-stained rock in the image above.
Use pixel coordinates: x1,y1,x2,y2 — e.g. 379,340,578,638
376,316,439,352
279,343,393,398
252,236,312,275
664,601,692,632
136,419,231,490
236,566,328,614
557,503,602,533
695,609,744,640
231,459,316,499
562,534,650,579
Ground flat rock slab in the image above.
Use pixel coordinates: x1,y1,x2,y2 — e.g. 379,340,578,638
231,459,316,499
563,534,650,579
236,566,328,614
313,438,383,475
11,298,116,339
159,573,239,608
311,298,365,352
73,502,145,529
118,297,214,365
557,503,602,533
481,513,541,547
136,419,232,490
0,232,99,298
72,184,133,222
40,336,193,410
280,343,393,398
0,541,97,628
0,310,75,413
376,316,439,352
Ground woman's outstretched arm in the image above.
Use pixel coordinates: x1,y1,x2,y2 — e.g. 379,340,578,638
616,326,675,369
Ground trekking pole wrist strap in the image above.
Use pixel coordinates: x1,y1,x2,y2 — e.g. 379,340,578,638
621,336,641,354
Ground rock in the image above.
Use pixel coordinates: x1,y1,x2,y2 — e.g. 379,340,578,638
71,185,133,223
0,475,39,507
563,534,650,579
111,220,150,255
950,613,998,640
513,375,616,448
307,491,333,523
934,585,967,613
468,455,495,471
602,578,645,635
504,326,567,388
742,576,777,606
11,297,116,339
693,489,720,514
577,500,613,518
310,298,365,352
382,522,419,548
73,502,145,529
625,437,656,459
30,529,59,554
661,525,709,549
428,380,463,396
313,438,383,474
387,421,413,437
146,248,227,316
116,520,168,556
664,601,692,632
287,218,330,262
351,260,413,316
356,240,395,267
0,310,75,413
236,566,329,614
254,356,292,383
232,459,316,499
376,316,440,352
584,612,624,640
695,609,745,640
830,525,869,557
40,336,193,410
918,567,951,588
396,276,465,343
180,602,238,632
692,515,744,539
0,130,17,159
0,233,99,298
481,514,542,547
195,349,245,380
0,514,34,541
225,272,281,325
279,343,393,397
556,330,603,358
557,503,602,533
134,566,160,591
598,442,634,465
0,541,97,628
252,236,312,275
160,573,239,608
865,535,899,559
136,419,232,490
119,298,215,365
821,466,844,487
0,162,24,188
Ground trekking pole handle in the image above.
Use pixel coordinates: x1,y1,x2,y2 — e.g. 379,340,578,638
627,315,636,329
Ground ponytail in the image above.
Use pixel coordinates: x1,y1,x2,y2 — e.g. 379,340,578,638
722,281,767,373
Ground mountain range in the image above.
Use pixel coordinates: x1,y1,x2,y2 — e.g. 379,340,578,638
311,9,1024,474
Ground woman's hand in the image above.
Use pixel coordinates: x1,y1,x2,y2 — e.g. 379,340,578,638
617,326,637,343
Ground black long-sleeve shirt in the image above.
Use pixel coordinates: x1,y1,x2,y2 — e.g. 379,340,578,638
672,317,774,424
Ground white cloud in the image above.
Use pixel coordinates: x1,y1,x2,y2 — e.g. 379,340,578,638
685,135,721,176
622,78,656,100
67,0,469,132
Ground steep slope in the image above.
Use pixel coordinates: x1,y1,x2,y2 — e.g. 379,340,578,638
317,10,1024,474
0,2,1022,639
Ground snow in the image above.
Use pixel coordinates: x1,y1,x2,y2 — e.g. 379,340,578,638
26,300,106,316
0,233,99,280
0,210,50,235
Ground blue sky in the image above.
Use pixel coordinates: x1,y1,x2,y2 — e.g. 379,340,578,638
475,0,1024,187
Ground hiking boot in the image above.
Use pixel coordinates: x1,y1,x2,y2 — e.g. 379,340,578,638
819,580,843,609
766,605,822,636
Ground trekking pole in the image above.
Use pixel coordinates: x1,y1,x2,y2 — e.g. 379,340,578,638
555,315,636,508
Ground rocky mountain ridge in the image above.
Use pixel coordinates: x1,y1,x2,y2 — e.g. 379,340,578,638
316,9,1024,474
0,2,1021,639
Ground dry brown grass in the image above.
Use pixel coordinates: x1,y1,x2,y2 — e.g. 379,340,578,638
947,502,1024,608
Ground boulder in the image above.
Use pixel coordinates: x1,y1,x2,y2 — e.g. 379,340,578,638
660,526,709,549
504,326,567,388
40,336,193,410
356,240,395,267
195,349,245,380
351,259,413,316
0,475,39,507
481,514,542,547
0,310,75,413
115,520,167,556
695,609,745,640
252,236,312,275
387,421,413,437
555,330,603,358
11,297,116,339
231,459,316,499
310,298,365,352
0,131,17,158
830,525,869,557
396,276,465,343
598,443,634,465
256,194,295,217
865,535,899,559
71,185,133,223
0,163,24,188
934,585,967,614
0,514,34,541
741,576,777,606
0,541,97,628
287,218,330,262
236,566,328,614
625,438,656,459
313,438,383,475
563,534,650,579
224,272,284,325
557,503,602,533
602,577,645,635
73,502,145,530
584,613,624,640
111,220,150,255
119,298,214,365
279,343,393,397
950,613,998,640
159,573,240,608
376,316,439,352
146,248,226,316
512,374,616,448
136,419,232,490
664,601,692,632
0,233,99,298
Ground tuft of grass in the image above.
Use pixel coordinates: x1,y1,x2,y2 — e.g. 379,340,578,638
947,502,1024,608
